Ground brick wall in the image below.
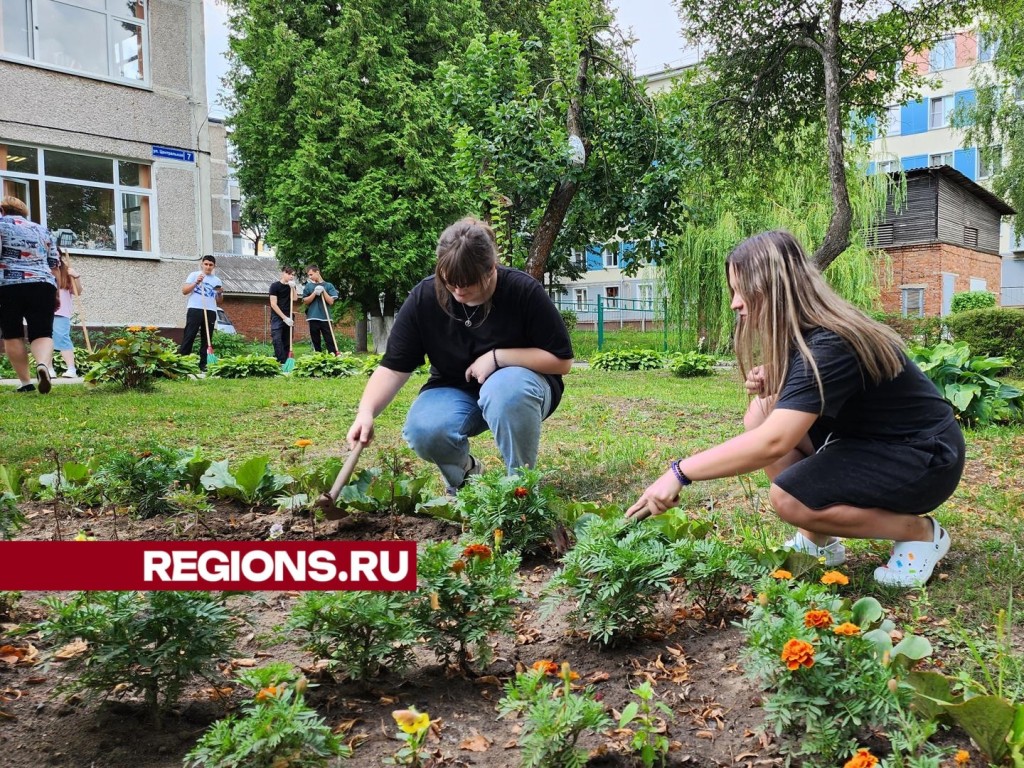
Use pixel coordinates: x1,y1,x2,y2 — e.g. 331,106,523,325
878,242,1002,316
221,296,356,345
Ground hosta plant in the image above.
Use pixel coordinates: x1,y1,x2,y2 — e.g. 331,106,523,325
286,591,418,682
413,536,521,672
201,456,293,505
664,351,717,377
84,326,198,390
498,662,612,768
184,662,351,767
36,590,238,716
589,348,664,371
543,516,681,646
456,468,561,553
207,354,282,378
910,342,1023,425
291,351,363,378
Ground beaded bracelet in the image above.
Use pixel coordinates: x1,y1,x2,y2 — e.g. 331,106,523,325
493,349,501,370
670,460,692,486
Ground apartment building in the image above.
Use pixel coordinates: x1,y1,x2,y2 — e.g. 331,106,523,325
0,0,234,330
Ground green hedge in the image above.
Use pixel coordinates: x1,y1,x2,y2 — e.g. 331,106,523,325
870,312,943,347
945,308,1024,374
950,291,997,314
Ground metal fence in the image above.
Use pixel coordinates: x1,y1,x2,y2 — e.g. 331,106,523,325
553,295,669,351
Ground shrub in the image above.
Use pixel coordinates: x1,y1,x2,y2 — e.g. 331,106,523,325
209,330,251,357
910,342,1023,425
184,662,351,767
286,591,418,682
412,537,521,671
456,468,561,553
95,447,180,518
871,312,944,347
208,354,282,378
559,308,578,332
945,308,1024,374
673,537,764,620
291,351,363,378
36,590,238,715
950,290,997,314
0,492,26,540
664,351,717,377
590,348,664,371
84,326,198,390
543,516,681,646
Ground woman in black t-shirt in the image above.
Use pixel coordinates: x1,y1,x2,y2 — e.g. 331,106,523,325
627,230,964,587
346,217,574,493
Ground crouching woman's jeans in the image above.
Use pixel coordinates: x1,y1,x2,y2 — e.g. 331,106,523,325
402,366,553,489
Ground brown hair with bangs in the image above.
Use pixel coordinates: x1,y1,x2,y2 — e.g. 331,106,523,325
433,217,499,317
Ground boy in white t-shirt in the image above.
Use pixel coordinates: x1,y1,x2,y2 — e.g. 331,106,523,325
177,255,223,371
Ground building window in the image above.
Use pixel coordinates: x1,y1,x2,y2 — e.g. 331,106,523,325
929,152,953,167
885,105,901,136
604,286,619,308
603,248,619,268
0,0,148,83
574,288,588,310
978,145,1002,178
929,95,954,129
902,287,925,318
964,227,979,248
570,248,586,267
969,277,987,292
637,283,654,310
0,142,154,256
977,31,996,62
877,159,898,174
929,37,955,71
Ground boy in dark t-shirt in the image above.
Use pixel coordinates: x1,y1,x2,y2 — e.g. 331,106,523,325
346,218,574,492
268,266,296,365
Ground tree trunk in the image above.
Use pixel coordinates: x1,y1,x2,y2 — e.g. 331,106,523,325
524,49,590,282
355,317,367,353
811,0,853,273
366,291,398,354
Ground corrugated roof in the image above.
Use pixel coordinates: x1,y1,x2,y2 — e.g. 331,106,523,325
898,166,1016,216
211,253,286,296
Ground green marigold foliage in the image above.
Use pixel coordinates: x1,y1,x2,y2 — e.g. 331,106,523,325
286,591,419,682
413,537,521,671
456,468,560,553
950,291,997,314
84,327,198,390
664,351,717,377
543,516,681,646
945,308,1024,375
291,352,364,378
0,492,26,540
498,666,612,768
184,662,351,767
910,342,1023,426
589,348,664,371
95,447,181,518
208,354,282,378
672,537,764,619
36,591,238,715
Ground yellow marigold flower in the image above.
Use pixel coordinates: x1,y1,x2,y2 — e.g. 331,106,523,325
780,638,815,670
821,570,850,586
804,609,833,629
833,622,861,636
462,543,492,560
293,439,313,448
115,338,128,344
73,531,95,541
392,708,430,735
255,685,279,702
559,661,579,681
954,750,970,765
843,748,879,768
494,529,503,549
532,659,559,676
429,592,440,611
145,325,158,331
771,569,793,579
126,325,142,332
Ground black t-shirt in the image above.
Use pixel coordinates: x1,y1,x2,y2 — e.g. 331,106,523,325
775,327,955,441
381,267,574,413
268,281,293,325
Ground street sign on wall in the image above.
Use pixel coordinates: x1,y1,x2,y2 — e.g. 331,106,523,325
152,145,196,163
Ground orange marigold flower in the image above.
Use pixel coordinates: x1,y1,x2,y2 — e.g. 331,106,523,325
451,559,465,575
780,638,815,670
513,486,529,498
843,748,879,768
804,609,834,629
559,662,579,681
821,570,850,586
126,325,142,332
833,622,861,636
493,529,503,549
954,750,970,765
771,569,793,579
255,685,279,702
145,325,158,331
429,592,440,611
532,659,559,676
293,439,313,448
462,544,492,560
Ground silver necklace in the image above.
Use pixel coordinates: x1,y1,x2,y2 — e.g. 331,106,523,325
460,303,479,327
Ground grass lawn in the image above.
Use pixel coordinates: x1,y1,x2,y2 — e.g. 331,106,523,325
3,366,1023,676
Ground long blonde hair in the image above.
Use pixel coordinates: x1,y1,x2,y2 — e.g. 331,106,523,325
726,231,905,411
55,249,75,292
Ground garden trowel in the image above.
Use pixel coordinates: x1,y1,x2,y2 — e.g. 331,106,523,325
313,442,364,520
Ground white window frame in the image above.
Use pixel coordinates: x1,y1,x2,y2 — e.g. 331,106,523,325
929,151,953,168
929,95,954,129
0,0,150,87
570,248,586,267
604,285,619,309
969,278,987,292
929,37,956,72
602,248,619,268
637,283,654,310
977,30,996,63
1,142,158,259
978,145,1002,179
902,287,925,318
885,105,901,136
877,159,898,174
573,287,588,310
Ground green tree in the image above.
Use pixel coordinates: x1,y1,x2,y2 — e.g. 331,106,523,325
441,0,674,283
673,0,977,271
224,0,483,350
962,0,1024,239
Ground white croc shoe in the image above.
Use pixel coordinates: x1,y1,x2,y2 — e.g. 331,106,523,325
874,517,951,587
783,532,847,567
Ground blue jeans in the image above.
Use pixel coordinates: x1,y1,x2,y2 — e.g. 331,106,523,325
402,367,553,488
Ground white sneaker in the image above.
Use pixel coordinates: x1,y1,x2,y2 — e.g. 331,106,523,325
874,517,951,587
61,369,77,379
48,368,57,378
783,532,847,566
